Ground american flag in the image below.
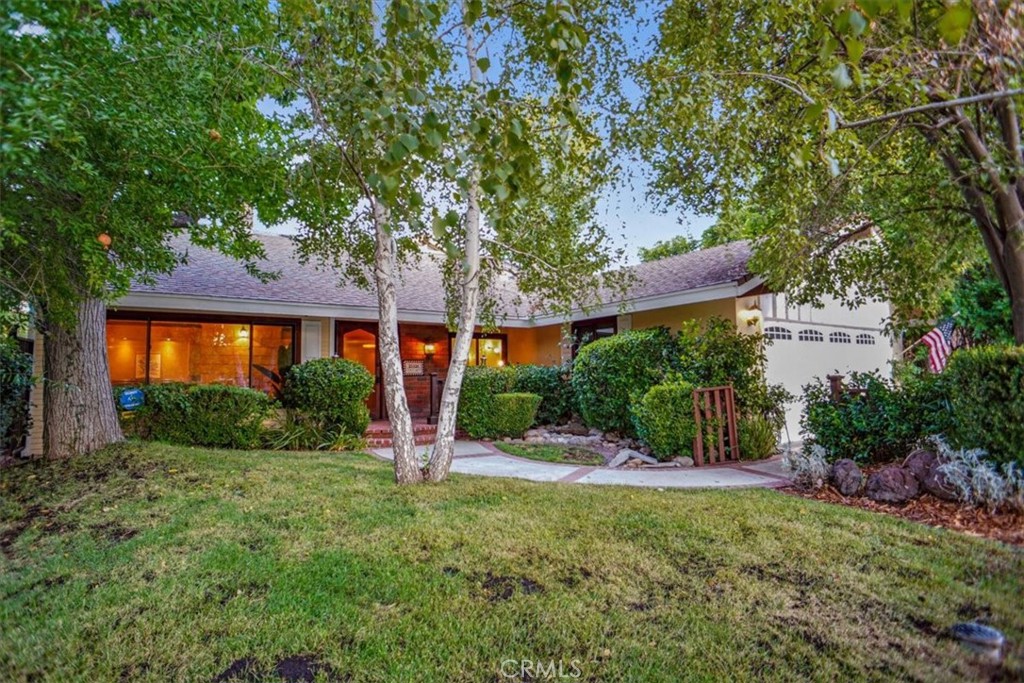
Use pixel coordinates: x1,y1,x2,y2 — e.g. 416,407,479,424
921,318,955,373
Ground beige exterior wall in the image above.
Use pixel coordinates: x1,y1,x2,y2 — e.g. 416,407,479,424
628,298,738,333
505,324,563,366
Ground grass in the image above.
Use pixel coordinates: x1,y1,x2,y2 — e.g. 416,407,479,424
1,443,1021,682
493,442,606,466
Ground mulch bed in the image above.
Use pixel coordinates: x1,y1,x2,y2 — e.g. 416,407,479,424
786,485,1024,546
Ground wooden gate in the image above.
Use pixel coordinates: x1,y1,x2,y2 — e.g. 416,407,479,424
692,385,740,466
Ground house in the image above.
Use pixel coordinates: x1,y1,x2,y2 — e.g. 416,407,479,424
22,235,892,455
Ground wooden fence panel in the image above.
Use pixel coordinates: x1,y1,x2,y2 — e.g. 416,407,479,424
691,385,740,466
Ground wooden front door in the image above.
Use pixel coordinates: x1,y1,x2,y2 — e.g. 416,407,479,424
336,321,383,420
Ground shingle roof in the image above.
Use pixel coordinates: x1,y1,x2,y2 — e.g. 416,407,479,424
615,240,753,300
129,234,754,318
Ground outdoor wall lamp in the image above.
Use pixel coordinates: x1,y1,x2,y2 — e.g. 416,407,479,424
423,342,437,358
738,304,762,329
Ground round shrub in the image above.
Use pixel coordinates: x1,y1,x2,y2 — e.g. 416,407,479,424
630,381,696,461
127,383,275,449
738,415,777,460
457,365,516,438
489,393,543,438
511,363,574,426
945,346,1024,465
284,358,374,436
572,327,679,436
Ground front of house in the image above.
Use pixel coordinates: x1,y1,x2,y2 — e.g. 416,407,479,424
23,236,893,455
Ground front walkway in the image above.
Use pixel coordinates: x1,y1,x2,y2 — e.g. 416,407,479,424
369,440,793,489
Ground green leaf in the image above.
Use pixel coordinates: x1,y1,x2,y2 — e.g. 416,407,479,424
938,3,972,45
896,0,913,22
845,10,867,37
831,62,853,89
398,134,419,152
477,57,490,73
845,38,864,64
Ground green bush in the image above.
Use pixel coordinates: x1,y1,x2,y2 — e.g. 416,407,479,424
945,346,1024,465
283,358,374,436
457,365,517,438
1,337,34,454
126,383,275,449
488,393,543,438
677,317,790,427
630,381,696,461
572,327,680,436
800,371,951,464
511,363,575,426
738,416,777,460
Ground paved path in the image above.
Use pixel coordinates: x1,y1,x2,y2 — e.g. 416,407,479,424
370,440,793,489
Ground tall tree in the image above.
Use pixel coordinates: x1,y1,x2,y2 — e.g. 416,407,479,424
277,0,624,483
1,0,287,457
634,0,1023,339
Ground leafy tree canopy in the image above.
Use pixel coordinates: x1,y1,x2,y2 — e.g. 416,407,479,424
1,0,288,321
637,234,698,261
633,0,1023,337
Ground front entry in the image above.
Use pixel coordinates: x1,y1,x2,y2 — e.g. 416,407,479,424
336,322,383,420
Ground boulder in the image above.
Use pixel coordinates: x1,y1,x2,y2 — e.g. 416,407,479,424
922,465,959,501
865,467,920,503
607,451,631,468
831,459,863,496
674,456,695,468
902,449,937,483
619,448,658,465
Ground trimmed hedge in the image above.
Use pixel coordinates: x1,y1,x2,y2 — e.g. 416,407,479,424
572,327,680,436
457,366,517,438
125,383,275,449
283,358,374,436
946,346,1024,465
489,393,543,438
630,381,696,461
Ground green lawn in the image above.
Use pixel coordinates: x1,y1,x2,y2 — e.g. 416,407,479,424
493,442,606,466
1,443,1021,682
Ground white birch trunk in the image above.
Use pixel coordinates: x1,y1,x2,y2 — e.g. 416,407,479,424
372,201,422,484
424,3,486,482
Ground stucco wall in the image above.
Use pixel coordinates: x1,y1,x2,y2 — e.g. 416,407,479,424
628,298,738,332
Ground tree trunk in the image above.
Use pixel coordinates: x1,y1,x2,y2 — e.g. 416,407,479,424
999,205,1024,344
43,296,123,458
424,3,486,482
372,201,422,484
426,176,482,482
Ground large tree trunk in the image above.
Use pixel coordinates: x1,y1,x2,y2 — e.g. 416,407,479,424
43,296,123,458
425,177,482,482
372,202,422,484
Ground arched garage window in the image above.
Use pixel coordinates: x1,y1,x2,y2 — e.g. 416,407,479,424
764,326,792,340
856,333,876,345
798,329,824,342
829,331,851,344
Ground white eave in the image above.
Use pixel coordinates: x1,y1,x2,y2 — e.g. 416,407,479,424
114,275,765,328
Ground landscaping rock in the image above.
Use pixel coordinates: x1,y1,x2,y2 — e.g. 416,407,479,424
619,448,657,465
554,423,590,437
922,465,959,501
644,462,680,469
903,449,937,483
674,456,695,468
607,451,631,468
865,467,920,503
831,459,863,496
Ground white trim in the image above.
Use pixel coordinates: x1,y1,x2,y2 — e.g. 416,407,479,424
116,277,757,330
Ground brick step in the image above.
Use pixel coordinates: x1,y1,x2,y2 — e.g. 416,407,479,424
366,423,437,436
366,434,437,448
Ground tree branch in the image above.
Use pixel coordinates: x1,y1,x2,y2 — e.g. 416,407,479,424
839,89,1024,130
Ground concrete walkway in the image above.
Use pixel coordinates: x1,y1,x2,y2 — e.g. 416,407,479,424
370,440,793,489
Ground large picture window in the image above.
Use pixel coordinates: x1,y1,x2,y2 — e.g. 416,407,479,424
106,315,297,391
571,316,617,356
449,333,508,367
